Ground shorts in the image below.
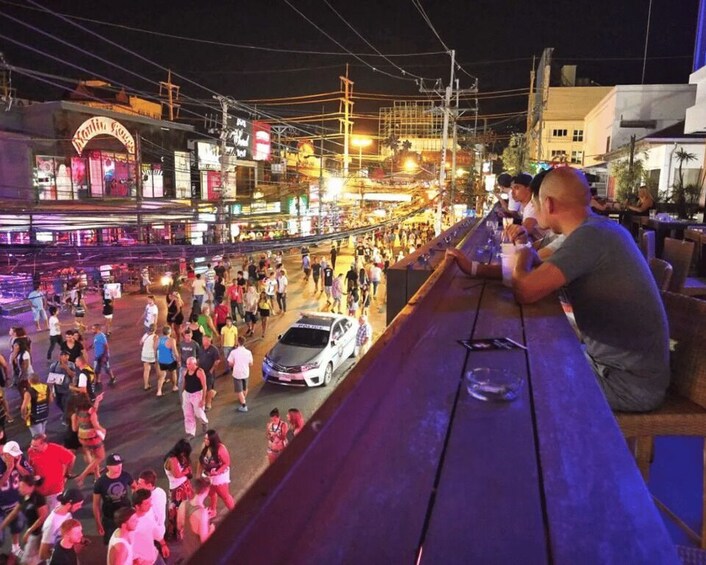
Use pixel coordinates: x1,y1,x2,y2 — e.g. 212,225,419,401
159,361,178,372
245,311,258,324
31,307,47,322
324,286,332,297
207,468,230,486
103,314,113,320
303,268,311,277
233,378,248,393
142,357,155,364
206,373,215,391
94,356,111,375
259,309,270,318
0,505,23,543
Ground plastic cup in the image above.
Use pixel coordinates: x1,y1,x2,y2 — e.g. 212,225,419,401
501,243,515,255
500,253,517,287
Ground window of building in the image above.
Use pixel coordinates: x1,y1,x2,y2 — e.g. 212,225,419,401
551,150,567,158
605,136,611,153
552,129,568,138
570,151,584,165
572,130,584,142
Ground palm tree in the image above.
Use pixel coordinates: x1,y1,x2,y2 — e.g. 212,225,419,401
674,148,697,218
382,134,400,175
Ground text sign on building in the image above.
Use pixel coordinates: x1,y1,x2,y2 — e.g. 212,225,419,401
72,117,136,155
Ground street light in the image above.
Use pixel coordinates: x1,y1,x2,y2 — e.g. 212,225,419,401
351,136,373,173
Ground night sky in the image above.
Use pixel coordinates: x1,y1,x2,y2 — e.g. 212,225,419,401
0,0,700,138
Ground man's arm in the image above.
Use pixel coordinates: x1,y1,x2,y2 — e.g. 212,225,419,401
512,247,567,304
445,249,501,279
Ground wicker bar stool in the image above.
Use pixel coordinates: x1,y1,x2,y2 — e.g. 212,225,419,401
649,258,674,292
616,292,706,548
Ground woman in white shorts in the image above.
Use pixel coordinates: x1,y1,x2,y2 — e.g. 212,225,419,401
197,429,235,517
140,324,158,391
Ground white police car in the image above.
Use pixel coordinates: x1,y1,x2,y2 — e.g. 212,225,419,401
262,312,357,387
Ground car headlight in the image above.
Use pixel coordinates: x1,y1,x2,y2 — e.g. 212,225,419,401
300,361,320,371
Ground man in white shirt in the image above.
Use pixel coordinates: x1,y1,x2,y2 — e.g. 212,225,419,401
228,337,253,413
511,173,547,242
131,489,169,565
136,470,167,533
140,296,159,334
191,274,207,309
276,269,288,314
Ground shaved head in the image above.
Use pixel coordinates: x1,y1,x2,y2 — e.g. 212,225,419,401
539,167,591,209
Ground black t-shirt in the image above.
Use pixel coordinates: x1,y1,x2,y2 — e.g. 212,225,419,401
247,264,257,279
323,267,334,287
20,491,46,536
198,345,221,378
214,265,226,279
49,543,77,565
312,263,321,278
93,470,133,520
102,298,113,316
236,276,247,288
346,269,358,283
214,281,225,301
61,342,84,364
356,245,365,256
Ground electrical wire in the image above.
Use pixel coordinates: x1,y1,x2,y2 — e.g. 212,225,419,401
282,0,418,83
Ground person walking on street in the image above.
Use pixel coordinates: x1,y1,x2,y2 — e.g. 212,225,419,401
311,257,322,293
22,373,52,437
197,305,218,343
266,408,288,465
93,453,134,545
28,434,75,512
48,351,74,418
220,318,238,376
71,394,105,487
264,271,278,313
131,489,169,565
226,279,244,323
332,274,344,314
330,245,337,270
47,306,63,360
28,284,49,332
166,291,184,343
228,337,252,413
276,268,288,314
322,264,334,307
39,489,84,563
257,291,271,338
176,478,213,560
102,294,114,336
197,430,235,517
140,324,158,391
355,315,373,359
181,357,208,439
191,274,206,312
106,507,138,565
139,296,159,336
49,518,84,565
287,408,305,440
89,324,116,386
301,253,311,283
243,284,259,337
178,330,200,396
163,440,193,541
155,326,180,397
369,263,383,299
198,336,221,411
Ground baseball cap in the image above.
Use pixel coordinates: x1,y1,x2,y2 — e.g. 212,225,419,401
3,441,22,458
106,453,123,466
511,173,533,187
58,488,84,505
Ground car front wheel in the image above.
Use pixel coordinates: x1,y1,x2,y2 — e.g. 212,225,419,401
322,363,333,387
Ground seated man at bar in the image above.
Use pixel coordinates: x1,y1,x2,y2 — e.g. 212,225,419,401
512,167,670,412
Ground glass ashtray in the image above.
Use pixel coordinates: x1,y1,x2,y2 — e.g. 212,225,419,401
465,368,524,402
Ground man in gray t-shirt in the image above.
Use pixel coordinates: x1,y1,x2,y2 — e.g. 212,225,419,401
512,168,669,412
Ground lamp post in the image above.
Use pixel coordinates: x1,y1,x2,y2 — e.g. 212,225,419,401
351,136,373,174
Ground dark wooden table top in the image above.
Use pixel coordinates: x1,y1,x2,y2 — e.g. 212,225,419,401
192,220,679,565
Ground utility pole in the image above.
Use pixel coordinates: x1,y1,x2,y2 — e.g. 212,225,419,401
450,78,460,209
135,132,144,243
159,70,181,121
419,51,477,235
319,106,325,235
213,95,235,244
339,65,354,178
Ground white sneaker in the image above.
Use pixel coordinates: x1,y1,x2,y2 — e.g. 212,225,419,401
237,405,248,412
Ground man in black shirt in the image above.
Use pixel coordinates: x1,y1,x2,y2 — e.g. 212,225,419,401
93,453,134,545
346,265,358,293
322,265,334,306
49,519,84,565
330,245,337,269
60,331,85,365
198,335,221,411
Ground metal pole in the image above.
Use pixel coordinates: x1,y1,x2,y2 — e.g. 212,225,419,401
319,107,324,235
135,132,144,243
436,49,455,235
641,0,654,84
451,78,459,210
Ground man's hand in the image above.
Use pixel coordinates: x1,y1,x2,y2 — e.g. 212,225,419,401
515,246,541,274
506,225,529,245
445,248,464,262
96,523,105,536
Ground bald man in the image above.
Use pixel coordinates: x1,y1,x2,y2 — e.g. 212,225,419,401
512,167,670,412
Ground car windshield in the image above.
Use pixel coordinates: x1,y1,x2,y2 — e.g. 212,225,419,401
280,327,330,348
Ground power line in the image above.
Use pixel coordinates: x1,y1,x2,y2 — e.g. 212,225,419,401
282,0,418,83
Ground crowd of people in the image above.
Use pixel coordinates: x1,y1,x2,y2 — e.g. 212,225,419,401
0,227,442,563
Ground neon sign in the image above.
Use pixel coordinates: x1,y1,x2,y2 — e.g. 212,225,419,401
72,117,136,155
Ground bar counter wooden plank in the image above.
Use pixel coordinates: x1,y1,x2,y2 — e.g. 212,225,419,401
421,281,548,564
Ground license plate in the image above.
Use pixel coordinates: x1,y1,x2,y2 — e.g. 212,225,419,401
279,375,291,382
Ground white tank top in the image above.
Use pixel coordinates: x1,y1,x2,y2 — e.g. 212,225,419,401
141,333,156,361
107,532,132,565
165,459,188,490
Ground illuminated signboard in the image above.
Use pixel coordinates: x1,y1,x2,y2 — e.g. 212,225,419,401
227,118,251,160
72,117,135,155
252,121,271,161
197,142,220,171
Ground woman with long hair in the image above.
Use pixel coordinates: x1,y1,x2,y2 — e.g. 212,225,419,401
9,327,33,387
197,429,235,517
166,291,185,345
164,438,194,540
257,291,271,338
185,314,204,348
287,408,305,443
70,393,106,487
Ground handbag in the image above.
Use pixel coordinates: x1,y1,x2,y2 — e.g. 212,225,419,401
47,372,65,385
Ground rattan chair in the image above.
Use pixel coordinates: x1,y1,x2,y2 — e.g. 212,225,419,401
663,237,695,294
640,229,656,262
616,292,706,547
649,258,674,292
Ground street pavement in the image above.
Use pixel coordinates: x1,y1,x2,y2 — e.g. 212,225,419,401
0,241,388,563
